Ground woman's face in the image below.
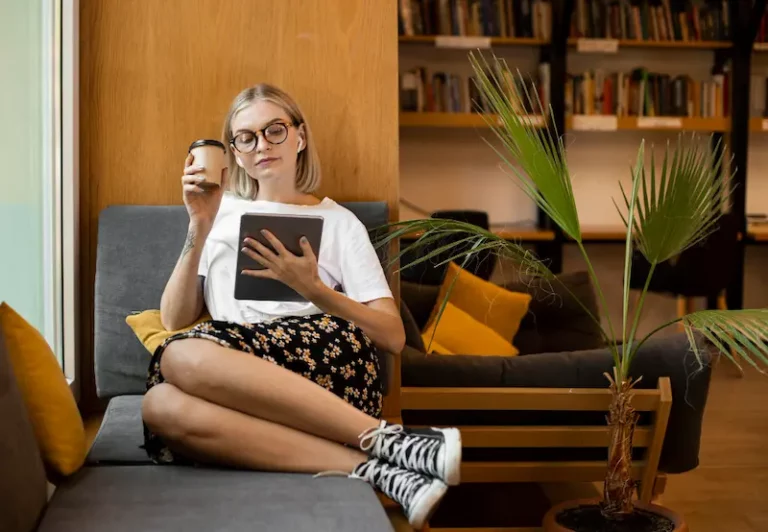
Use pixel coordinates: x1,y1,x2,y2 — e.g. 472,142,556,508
230,100,305,184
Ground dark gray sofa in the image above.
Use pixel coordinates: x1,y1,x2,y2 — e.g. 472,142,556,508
398,274,713,475
0,203,396,532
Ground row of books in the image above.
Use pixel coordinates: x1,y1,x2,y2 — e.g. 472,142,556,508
400,64,551,113
570,0,731,42
398,0,551,39
398,0,732,43
567,68,729,118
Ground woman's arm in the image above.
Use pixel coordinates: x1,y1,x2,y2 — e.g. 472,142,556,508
160,223,208,330
307,285,405,354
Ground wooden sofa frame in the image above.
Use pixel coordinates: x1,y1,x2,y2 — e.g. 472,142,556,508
382,375,672,532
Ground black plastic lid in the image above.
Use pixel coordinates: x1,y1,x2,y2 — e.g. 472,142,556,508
189,139,226,152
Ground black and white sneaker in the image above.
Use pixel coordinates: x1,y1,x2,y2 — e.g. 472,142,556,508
351,458,447,529
359,421,462,486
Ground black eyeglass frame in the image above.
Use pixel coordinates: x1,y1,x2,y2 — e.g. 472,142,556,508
229,121,300,153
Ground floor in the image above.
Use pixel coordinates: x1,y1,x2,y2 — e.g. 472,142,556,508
661,361,768,531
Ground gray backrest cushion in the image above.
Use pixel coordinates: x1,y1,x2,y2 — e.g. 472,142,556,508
95,202,390,398
0,326,48,532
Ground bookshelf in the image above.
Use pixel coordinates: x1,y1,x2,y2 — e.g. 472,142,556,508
400,113,729,132
399,36,731,49
398,0,768,309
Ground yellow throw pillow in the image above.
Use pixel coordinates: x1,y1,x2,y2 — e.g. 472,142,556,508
429,262,532,341
0,302,86,477
126,309,212,355
422,302,518,356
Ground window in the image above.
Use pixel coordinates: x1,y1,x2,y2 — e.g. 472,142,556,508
0,0,78,391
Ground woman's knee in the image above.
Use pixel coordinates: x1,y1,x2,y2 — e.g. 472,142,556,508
142,383,194,439
160,339,210,390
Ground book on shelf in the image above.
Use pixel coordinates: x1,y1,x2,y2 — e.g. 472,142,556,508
398,0,551,39
566,65,729,118
570,0,731,42
400,61,550,114
755,6,768,43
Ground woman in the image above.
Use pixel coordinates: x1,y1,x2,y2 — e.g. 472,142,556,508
141,84,461,528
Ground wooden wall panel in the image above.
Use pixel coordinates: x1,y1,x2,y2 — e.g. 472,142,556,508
79,0,399,409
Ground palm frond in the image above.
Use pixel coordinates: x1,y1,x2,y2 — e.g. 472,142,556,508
681,310,768,374
377,218,554,280
618,134,732,265
468,51,582,242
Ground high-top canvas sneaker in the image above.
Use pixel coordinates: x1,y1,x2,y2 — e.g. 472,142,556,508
359,421,462,486
351,458,447,529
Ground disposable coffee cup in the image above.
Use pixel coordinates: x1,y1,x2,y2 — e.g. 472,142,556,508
189,139,226,188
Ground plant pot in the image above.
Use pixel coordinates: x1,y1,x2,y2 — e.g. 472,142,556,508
542,498,687,532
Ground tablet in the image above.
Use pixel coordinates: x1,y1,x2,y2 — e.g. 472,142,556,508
234,213,324,302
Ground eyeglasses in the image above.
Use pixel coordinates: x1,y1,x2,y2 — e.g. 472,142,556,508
230,122,296,153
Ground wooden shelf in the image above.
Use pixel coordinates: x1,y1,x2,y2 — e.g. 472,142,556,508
491,225,555,241
749,224,768,242
400,113,728,132
568,38,731,49
749,117,768,133
567,115,729,132
402,222,555,242
398,35,547,46
399,36,730,50
578,225,627,241
399,112,545,128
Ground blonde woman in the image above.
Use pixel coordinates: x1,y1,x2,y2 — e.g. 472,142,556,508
141,84,461,528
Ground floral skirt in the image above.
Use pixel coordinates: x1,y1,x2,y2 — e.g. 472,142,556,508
143,313,383,464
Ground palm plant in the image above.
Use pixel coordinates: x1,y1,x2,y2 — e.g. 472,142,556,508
381,52,768,520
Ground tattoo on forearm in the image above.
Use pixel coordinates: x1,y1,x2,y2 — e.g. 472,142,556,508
181,229,196,258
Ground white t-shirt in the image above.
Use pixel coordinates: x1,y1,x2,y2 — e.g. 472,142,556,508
198,194,393,324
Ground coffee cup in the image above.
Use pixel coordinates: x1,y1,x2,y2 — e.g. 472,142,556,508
189,139,227,188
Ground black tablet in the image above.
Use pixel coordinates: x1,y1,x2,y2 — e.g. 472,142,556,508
234,213,324,302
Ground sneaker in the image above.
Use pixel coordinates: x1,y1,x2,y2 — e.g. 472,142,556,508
351,458,446,529
359,421,462,486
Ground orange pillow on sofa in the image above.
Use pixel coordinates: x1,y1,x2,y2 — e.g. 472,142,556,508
422,302,518,356
0,302,86,477
427,262,531,342
126,309,212,355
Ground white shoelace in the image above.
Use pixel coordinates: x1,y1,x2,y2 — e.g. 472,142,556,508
351,459,426,513
358,421,441,478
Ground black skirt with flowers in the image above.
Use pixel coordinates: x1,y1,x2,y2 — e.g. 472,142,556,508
143,313,383,464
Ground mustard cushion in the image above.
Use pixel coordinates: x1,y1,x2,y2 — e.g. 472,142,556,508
126,309,212,354
429,262,532,341
422,302,518,356
0,302,86,477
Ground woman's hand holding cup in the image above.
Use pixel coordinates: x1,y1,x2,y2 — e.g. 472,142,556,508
182,151,227,232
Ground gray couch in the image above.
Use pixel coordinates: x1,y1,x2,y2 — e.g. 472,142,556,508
1,203,396,532
398,274,713,475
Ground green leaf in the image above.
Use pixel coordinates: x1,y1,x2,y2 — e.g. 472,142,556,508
468,52,582,242
621,134,732,265
682,310,768,373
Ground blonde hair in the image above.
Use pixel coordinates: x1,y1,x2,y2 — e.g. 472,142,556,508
222,84,321,199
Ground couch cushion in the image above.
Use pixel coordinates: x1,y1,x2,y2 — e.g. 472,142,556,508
0,302,87,477
86,396,150,465
0,327,48,532
95,202,390,398
428,262,531,342
38,466,394,532
503,270,604,355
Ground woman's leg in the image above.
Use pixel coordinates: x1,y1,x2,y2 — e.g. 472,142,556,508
160,338,378,447
142,382,448,529
142,382,366,473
